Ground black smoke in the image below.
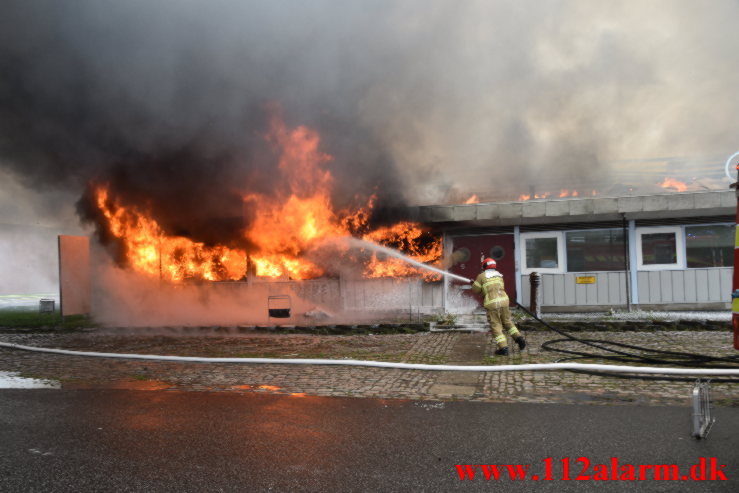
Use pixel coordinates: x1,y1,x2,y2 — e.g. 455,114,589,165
2,0,739,229
0,0,410,252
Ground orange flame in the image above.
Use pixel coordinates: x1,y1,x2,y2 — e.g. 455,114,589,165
92,111,441,281
517,192,551,201
362,222,442,279
659,177,688,192
464,194,479,204
95,187,248,281
519,189,584,201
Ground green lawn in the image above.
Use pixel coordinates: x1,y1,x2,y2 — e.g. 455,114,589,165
0,309,94,329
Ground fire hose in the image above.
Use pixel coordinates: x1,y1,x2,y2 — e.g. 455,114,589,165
514,302,739,382
1,341,739,377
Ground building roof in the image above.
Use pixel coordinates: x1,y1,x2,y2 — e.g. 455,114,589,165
417,190,735,228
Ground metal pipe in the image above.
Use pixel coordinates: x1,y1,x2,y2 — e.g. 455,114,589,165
529,271,541,318
622,214,631,311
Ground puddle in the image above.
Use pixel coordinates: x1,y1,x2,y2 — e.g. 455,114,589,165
63,379,173,391
0,371,60,389
107,380,173,391
257,385,282,391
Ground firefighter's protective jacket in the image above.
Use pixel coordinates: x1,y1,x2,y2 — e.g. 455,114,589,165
471,269,509,309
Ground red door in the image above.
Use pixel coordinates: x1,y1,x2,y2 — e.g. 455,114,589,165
449,234,516,304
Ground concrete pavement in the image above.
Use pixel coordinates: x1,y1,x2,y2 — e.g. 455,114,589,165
0,329,736,406
1,389,738,492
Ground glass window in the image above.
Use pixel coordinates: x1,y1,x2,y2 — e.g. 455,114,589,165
685,225,734,268
525,237,559,269
641,232,677,265
566,229,627,272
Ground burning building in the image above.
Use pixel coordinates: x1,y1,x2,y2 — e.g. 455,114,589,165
80,111,441,284
3,2,739,322
56,111,447,325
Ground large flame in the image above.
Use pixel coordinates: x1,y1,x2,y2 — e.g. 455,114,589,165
92,112,441,281
95,187,248,281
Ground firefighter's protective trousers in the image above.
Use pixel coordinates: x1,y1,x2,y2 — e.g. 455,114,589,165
472,269,521,349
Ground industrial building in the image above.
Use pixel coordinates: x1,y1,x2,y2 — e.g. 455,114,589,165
419,190,735,312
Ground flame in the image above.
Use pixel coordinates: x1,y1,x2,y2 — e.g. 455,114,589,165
517,192,551,201
659,177,688,192
464,194,479,204
519,189,585,201
558,189,579,198
95,187,247,282
92,111,441,281
362,222,442,279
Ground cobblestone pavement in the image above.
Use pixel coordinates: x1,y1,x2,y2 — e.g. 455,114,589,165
0,329,737,406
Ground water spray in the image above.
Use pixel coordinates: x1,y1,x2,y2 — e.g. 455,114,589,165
340,237,472,283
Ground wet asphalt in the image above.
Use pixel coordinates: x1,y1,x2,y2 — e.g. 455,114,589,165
0,390,737,492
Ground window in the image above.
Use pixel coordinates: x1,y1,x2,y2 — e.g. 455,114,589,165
566,229,627,272
685,224,734,268
520,232,563,273
636,226,684,270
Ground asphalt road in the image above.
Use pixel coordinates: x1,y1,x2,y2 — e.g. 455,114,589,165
0,390,737,492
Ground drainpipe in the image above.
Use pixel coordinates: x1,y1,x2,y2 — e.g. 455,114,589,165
622,214,631,312
441,232,451,313
529,271,542,318
514,225,522,305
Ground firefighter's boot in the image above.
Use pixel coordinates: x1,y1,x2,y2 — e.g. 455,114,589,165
514,335,526,351
494,347,509,356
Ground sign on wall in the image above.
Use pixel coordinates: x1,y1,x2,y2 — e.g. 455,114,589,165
576,276,596,284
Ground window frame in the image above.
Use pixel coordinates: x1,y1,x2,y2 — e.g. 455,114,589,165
683,222,735,269
636,226,684,271
564,227,629,273
520,231,565,274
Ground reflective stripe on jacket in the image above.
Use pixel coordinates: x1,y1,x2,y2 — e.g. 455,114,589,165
471,269,509,309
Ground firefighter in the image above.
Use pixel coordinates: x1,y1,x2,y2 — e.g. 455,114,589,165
471,258,526,356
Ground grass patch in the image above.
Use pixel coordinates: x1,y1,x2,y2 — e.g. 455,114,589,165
0,309,95,329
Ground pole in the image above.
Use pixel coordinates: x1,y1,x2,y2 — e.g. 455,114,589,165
733,176,739,350
622,214,632,312
731,156,739,350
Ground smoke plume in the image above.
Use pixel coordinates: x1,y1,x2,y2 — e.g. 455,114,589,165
2,0,738,228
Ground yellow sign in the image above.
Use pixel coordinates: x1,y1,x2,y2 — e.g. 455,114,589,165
576,276,596,284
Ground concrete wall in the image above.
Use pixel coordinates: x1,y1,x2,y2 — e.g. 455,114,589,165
340,278,443,312
249,277,443,313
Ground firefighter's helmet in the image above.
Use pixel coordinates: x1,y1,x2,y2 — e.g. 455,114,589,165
482,257,496,270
